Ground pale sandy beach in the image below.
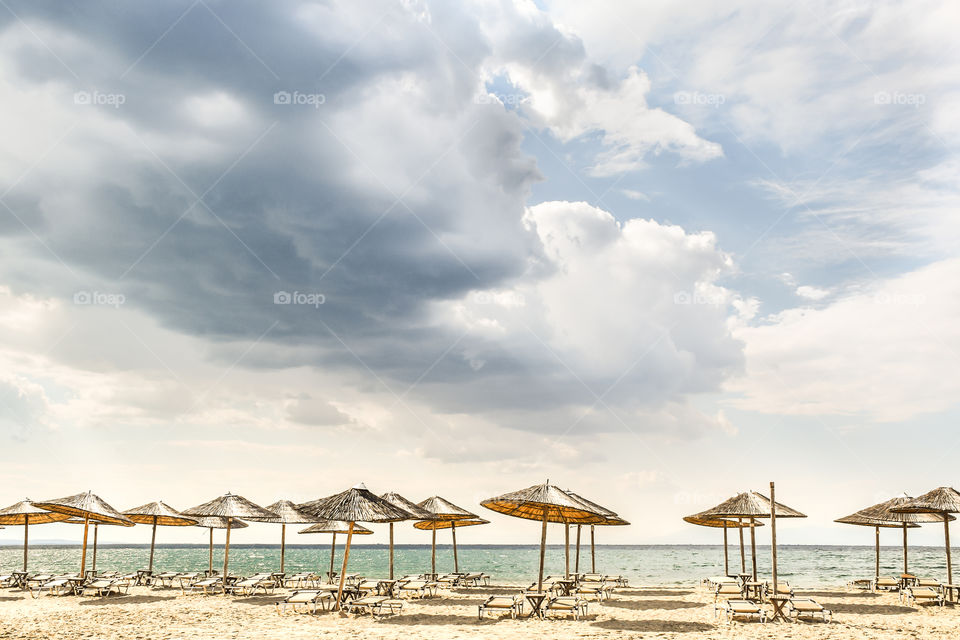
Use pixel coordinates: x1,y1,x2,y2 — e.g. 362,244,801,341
1,583,956,639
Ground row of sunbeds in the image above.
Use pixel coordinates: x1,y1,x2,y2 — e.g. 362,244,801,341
870,575,950,607
0,572,137,598
706,576,832,623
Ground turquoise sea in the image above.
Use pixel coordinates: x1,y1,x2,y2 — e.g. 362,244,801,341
2,544,956,587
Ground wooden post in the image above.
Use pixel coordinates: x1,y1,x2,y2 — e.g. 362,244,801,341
329,533,336,579
770,481,778,595
149,516,158,572
92,524,99,574
452,522,459,573
389,523,395,580
723,526,729,576
749,518,757,581
80,512,89,577
280,523,286,573
945,515,953,585
738,518,746,572
537,507,548,592
902,523,908,574
590,525,596,573
22,515,28,572
575,525,581,574
208,528,213,574
431,528,437,577
564,523,570,578
334,522,354,612
874,526,880,580
223,517,232,580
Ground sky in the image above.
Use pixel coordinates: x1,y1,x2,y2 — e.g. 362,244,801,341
0,0,958,549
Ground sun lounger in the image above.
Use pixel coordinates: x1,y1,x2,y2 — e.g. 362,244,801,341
461,572,490,586
874,576,899,592
544,596,588,620
81,578,130,597
29,577,78,598
574,582,611,601
788,597,832,622
767,581,794,599
276,589,334,614
916,577,941,588
343,595,403,616
717,598,767,624
437,573,464,588
478,594,523,619
355,579,382,596
397,579,438,598
225,574,278,596
715,582,744,601
181,576,223,595
344,574,363,586
283,573,319,588
849,578,873,590
901,586,944,607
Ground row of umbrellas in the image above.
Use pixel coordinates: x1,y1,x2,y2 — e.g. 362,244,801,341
2,481,626,610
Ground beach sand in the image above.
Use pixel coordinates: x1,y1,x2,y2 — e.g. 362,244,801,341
0,583,955,639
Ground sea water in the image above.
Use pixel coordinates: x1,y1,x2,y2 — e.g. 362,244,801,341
2,544,955,587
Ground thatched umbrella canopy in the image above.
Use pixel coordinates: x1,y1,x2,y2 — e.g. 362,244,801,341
182,493,278,579
297,483,409,610
414,514,488,575
416,496,477,576
683,513,763,577
299,520,373,580
263,500,319,573
0,500,71,571
566,490,629,576
192,516,248,575
122,502,197,573
892,487,960,584
33,491,134,576
481,481,603,592
380,492,434,579
697,490,806,580
835,508,925,580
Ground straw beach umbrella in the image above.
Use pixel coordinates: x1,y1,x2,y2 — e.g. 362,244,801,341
481,481,601,593
297,483,410,610
122,502,197,573
32,491,134,576
565,490,629,575
380,492,433,579
413,518,489,574
416,496,477,577
0,500,70,571
193,516,248,575
182,493,278,579
835,512,921,580
263,500,319,573
299,520,373,580
683,513,763,577
892,487,960,584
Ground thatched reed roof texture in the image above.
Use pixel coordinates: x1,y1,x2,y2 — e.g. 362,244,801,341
413,518,490,531
835,512,920,528
193,516,248,530
481,482,604,524
892,487,960,514
684,514,765,528
854,496,953,523
263,500,320,524
697,491,806,519
0,500,71,525
380,492,434,520
32,491,134,526
299,520,373,535
298,484,410,523
182,493,278,521
417,496,477,521
123,501,197,526
565,490,630,526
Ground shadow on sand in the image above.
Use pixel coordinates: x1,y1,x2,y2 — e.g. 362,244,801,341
593,619,713,633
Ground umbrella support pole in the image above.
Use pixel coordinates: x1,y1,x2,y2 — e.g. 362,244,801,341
946,516,953,585
329,533,336,580
575,525,581,574
92,524,99,574
149,517,158,573
452,522,459,574
723,526,729,576
902,523,908,575
80,513,90,577
280,524,286,574
334,523,354,612
749,518,757,581
770,482,778,595
875,526,880,581
538,508,548,592
22,516,28,572
590,525,596,573
389,523,394,580
223,517,232,580
431,529,436,577
208,528,213,574
564,523,570,579
738,518,745,573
